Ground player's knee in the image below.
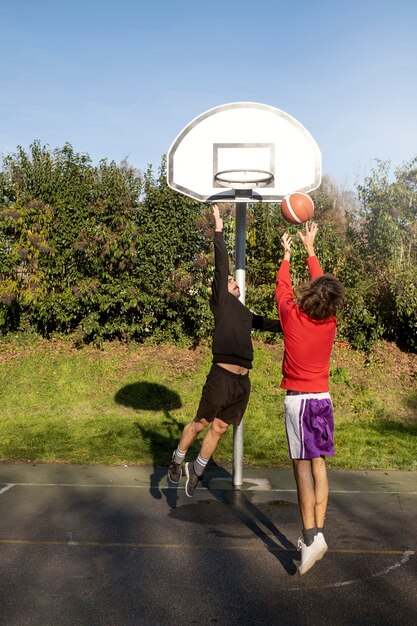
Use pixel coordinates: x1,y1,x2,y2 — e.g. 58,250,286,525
211,420,229,436
311,456,326,477
312,464,328,487
191,419,208,434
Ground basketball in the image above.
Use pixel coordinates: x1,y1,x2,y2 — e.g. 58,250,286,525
281,192,314,224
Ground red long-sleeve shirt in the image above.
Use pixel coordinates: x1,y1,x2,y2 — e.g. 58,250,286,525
275,256,336,392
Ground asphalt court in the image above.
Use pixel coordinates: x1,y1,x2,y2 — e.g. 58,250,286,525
0,463,416,625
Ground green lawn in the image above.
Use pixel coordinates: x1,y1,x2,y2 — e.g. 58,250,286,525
0,337,416,470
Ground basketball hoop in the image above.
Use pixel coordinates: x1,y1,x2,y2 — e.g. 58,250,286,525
167,102,322,488
214,169,274,190
167,102,321,202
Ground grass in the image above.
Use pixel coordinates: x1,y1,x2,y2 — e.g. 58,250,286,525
0,336,416,470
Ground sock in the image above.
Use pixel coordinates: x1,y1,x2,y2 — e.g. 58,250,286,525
316,526,324,535
193,454,209,477
302,527,318,546
173,447,186,465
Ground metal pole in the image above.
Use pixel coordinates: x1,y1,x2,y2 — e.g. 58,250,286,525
233,201,247,487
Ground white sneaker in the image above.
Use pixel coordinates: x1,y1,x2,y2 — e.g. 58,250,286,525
298,532,328,576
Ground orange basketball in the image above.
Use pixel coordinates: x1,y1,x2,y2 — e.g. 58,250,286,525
281,192,314,224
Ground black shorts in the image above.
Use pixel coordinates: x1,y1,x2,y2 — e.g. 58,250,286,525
195,364,251,427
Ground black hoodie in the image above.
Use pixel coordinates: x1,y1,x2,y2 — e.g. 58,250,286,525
210,231,281,369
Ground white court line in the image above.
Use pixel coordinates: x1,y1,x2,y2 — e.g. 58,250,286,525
289,550,415,591
0,482,416,495
0,484,14,495
1,480,414,591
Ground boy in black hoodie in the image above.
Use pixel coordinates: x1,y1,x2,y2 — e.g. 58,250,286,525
168,204,281,496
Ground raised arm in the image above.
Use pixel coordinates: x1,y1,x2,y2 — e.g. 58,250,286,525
212,203,223,233
211,204,230,305
297,221,318,258
297,222,323,279
275,232,294,308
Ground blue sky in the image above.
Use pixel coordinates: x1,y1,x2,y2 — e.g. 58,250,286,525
1,0,416,190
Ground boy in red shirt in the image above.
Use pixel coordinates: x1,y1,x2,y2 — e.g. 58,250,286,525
275,222,345,576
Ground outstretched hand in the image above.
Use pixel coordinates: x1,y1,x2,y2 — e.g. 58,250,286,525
297,221,318,256
212,204,223,232
281,233,292,260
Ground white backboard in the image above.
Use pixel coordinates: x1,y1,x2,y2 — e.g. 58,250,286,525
167,102,321,202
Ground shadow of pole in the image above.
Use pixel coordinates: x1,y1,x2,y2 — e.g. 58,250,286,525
115,381,298,574
207,474,298,575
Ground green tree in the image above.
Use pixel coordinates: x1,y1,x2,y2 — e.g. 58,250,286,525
1,142,415,352
356,158,417,350
135,159,213,343
0,142,144,340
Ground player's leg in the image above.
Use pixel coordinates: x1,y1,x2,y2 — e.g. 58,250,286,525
285,393,332,574
200,416,229,459
169,364,224,483
294,458,328,575
168,418,209,483
184,417,229,497
185,367,250,497
178,418,209,456
293,459,316,529
311,456,329,529
308,396,332,563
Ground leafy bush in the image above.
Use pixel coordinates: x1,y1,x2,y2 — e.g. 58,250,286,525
1,144,416,353
0,145,215,344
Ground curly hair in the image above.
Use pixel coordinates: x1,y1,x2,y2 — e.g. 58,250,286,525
296,274,345,321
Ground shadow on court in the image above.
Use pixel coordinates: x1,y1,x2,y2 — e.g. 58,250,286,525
115,379,297,574
115,380,184,508
0,462,416,626
168,463,298,576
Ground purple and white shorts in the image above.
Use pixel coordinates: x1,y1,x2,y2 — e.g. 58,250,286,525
284,392,335,459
